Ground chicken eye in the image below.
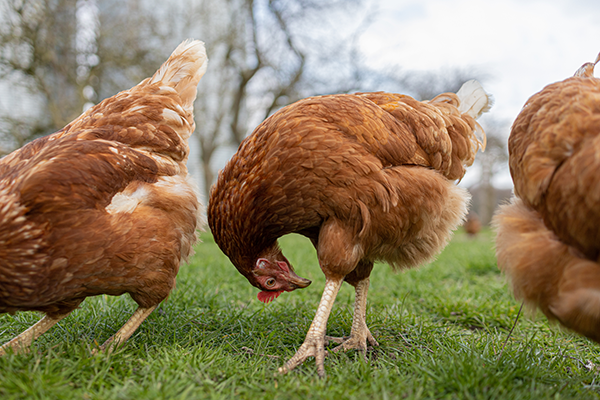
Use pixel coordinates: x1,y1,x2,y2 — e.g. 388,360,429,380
265,278,276,287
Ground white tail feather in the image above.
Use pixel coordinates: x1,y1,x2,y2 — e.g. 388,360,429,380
574,52,600,77
149,39,208,108
457,79,493,119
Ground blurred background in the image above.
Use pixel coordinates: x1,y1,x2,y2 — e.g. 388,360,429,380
0,0,598,226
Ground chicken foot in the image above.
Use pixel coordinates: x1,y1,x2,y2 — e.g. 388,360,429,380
94,305,157,354
325,277,378,360
0,312,71,356
278,277,343,377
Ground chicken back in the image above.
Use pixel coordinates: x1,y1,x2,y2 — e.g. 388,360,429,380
494,54,600,342
208,80,491,376
0,39,207,355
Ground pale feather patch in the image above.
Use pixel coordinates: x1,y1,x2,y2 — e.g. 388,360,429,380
351,243,364,263
153,175,200,202
106,185,149,214
456,80,493,119
131,147,182,174
148,39,208,108
128,105,146,113
153,175,206,232
455,80,492,152
162,108,185,127
159,86,178,94
574,53,600,77
151,175,205,261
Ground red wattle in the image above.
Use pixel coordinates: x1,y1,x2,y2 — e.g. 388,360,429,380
257,290,283,303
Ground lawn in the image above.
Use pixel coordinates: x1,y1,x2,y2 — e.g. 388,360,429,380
1,229,600,399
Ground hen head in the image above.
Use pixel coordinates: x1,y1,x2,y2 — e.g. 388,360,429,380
248,248,311,304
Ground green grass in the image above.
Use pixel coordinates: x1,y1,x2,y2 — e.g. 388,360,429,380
2,230,600,399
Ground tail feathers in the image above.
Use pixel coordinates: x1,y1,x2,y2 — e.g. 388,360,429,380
456,80,493,119
494,198,600,343
149,39,208,108
574,52,600,77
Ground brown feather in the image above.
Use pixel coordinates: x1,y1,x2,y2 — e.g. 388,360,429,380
208,83,489,288
0,40,206,328
208,81,489,375
494,53,600,342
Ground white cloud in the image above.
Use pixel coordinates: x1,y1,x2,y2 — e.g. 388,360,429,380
360,0,600,121
359,0,600,188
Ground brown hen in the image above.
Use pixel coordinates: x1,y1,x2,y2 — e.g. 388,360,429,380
464,212,482,237
208,81,491,376
0,39,207,355
494,54,600,342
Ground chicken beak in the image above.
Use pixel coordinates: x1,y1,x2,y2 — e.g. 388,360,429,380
286,270,311,289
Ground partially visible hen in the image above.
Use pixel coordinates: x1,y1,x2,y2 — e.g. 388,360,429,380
494,54,600,342
0,39,207,355
464,212,482,237
208,81,491,376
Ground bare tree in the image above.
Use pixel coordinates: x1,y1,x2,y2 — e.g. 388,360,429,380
179,0,370,195
0,0,81,154
0,0,396,199
0,0,167,153
470,117,510,225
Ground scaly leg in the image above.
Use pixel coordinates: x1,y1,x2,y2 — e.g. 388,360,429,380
279,277,343,377
95,305,157,354
0,312,71,356
326,278,378,360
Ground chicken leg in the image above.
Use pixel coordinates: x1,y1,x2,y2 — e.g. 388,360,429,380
0,312,71,356
326,277,378,359
279,277,344,377
94,305,157,354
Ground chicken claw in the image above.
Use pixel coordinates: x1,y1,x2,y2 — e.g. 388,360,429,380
279,277,343,377
328,327,378,360
279,333,329,377
327,278,379,360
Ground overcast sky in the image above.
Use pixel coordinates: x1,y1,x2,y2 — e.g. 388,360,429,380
358,0,600,188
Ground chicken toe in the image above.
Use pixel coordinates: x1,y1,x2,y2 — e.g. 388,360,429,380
279,277,343,377
329,326,378,360
329,278,379,359
279,332,329,377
